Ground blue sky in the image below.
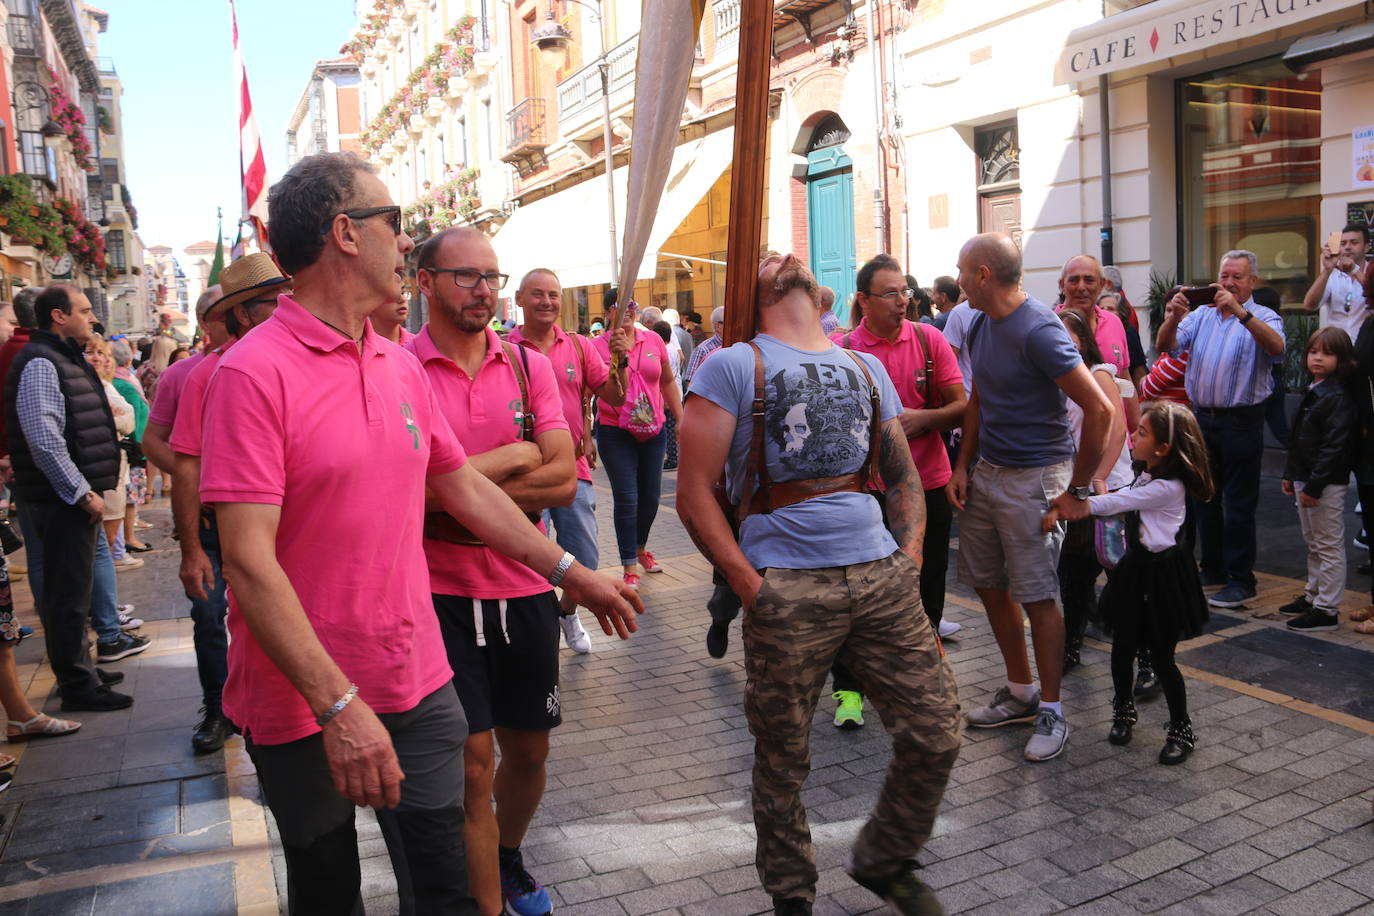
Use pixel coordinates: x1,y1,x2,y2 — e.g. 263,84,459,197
97,0,357,255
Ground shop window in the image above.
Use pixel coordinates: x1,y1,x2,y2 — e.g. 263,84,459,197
1177,56,1321,385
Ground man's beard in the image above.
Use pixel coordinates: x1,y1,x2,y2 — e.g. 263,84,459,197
442,297,492,333
760,263,820,309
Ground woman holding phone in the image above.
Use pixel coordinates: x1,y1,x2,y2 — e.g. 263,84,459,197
592,303,685,588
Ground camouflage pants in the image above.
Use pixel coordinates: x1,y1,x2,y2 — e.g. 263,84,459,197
743,551,963,902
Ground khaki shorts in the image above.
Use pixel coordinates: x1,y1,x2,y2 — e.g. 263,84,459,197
956,458,1071,605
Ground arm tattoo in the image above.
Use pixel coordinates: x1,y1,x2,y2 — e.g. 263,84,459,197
877,419,926,557
680,512,720,570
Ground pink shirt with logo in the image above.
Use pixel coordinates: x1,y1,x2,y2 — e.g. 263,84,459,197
831,320,964,490
407,326,569,599
1055,304,1130,378
168,338,237,457
509,325,609,482
199,295,467,746
591,327,670,428
146,349,206,427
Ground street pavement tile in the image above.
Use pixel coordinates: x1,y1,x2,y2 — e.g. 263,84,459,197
1180,841,1276,886
1333,859,1374,897
92,862,235,915
1042,863,1137,906
1247,814,1336,858
1256,846,1351,891
9,734,126,782
0,886,95,915
1114,837,1205,880
1265,879,1371,915
1157,874,1286,915
1109,869,1212,912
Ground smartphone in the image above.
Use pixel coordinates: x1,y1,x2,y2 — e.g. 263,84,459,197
1181,286,1218,306
1327,230,1342,254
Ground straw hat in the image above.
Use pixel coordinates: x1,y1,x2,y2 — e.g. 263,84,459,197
206,253,290,320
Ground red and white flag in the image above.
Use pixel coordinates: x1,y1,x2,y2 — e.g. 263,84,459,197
231,0,270,252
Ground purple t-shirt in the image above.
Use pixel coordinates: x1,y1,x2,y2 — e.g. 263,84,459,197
146,350,206,427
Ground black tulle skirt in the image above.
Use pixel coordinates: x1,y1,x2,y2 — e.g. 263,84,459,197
1098,543,1209,642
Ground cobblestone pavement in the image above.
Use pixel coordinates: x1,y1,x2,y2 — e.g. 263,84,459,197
1,473,1373,915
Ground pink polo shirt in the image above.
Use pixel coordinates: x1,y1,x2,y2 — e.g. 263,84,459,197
199,295,466,746
146,349,206,427
510,325,609,482
1056,304,1130,378
832,319,963,490
407,326,569,599
168,338,237,457
591,327,670,428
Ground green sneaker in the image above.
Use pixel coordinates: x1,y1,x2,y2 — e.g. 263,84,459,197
833,690,864,729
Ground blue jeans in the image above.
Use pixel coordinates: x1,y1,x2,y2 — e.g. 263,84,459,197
544,479,600,573
90,529,121,643
596,425,666,567
18,508,120,643
1196,406,1264,589
190,509,229,711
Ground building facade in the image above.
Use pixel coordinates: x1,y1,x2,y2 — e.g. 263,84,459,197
285,58,363,165
342,0,1374,345
95,54,146,333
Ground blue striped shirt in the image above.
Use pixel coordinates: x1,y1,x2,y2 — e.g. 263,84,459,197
1176,300,1283,407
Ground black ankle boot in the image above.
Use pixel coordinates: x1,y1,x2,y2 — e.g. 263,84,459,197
1108,698,1137,746
1159,718,1195,765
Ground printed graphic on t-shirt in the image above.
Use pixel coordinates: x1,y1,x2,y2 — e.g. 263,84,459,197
765,362,871,479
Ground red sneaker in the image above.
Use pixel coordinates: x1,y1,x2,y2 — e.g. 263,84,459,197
637,550,663,573
623,572,641,589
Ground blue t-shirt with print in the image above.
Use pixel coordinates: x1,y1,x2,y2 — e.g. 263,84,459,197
966,295,1082,468
687,334,903,570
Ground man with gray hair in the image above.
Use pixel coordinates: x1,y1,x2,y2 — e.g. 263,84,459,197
1156,249,1284,608
683,305,725,389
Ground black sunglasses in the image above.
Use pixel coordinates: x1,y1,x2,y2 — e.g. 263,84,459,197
322,205,403,236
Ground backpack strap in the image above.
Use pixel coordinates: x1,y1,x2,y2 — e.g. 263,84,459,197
839,348,883,490
911,320,940,409
501,340,536,442
736,341,770,517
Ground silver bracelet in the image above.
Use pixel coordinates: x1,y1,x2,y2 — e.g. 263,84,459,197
547,551,576,587
316,684,359,727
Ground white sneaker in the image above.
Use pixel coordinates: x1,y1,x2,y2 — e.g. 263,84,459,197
1024,709,1069,761
937,620,962,639
117,605,143,630
559,612,592,654
113,557,144,572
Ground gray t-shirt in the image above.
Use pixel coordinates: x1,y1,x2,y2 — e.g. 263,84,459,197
941,302,977,396
966,295,1081,468
688,334,902,570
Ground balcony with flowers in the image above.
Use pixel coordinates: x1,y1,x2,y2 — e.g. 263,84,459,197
0,174,106,271
46,66,94,171
339,0,408,66
401,169,480,238
357,20,477,158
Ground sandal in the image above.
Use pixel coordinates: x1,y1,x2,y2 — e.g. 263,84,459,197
7,714,81,742
1354,619,1374,635
134,520,154,530
125,542,153,553
0,752,13,768
1350,605,1374,622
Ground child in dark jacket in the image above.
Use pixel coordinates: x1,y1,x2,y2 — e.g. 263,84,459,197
1280,327,1358,632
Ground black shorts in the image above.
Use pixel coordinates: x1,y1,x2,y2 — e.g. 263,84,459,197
433,591,562,734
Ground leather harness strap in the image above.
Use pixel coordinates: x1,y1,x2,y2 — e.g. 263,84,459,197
738,342,883,520
425,341,542,546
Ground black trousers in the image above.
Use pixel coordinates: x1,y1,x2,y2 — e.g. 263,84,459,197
833,486,952,694
19,500,99,696
247,685,477,916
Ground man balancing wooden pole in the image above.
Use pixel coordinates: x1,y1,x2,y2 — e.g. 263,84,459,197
675,9,961,916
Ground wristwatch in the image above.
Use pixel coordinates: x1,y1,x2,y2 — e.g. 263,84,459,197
1239,310,1254,325
1068,485,1091,501
76,491,95,507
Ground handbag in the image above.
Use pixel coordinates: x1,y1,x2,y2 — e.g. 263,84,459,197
0,518,22,556
618,332,665,442
1095,514,1128,570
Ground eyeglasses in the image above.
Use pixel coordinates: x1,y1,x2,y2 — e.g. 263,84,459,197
424,267,509,291
869,288,914,301
322,205,403,236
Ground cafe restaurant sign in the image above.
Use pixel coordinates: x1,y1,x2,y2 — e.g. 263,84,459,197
1056,0,1365,83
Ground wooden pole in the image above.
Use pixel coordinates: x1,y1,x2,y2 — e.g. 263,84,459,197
721,3,772,347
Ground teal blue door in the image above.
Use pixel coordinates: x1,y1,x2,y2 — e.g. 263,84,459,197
807,146,856,326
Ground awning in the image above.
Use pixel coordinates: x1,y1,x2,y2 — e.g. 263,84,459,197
1054,0,1366,84
493,126,734,292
